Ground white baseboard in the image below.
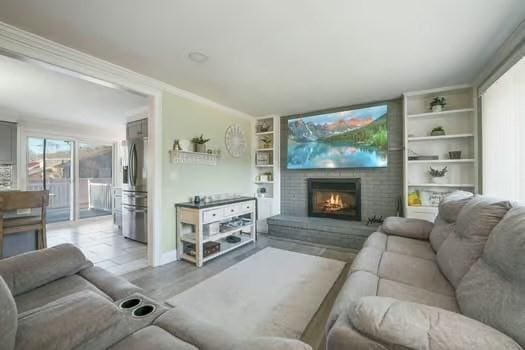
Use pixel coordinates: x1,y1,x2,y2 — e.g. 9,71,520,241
159,249,179,265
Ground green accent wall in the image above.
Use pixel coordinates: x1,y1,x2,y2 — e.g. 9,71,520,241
161,92,253,253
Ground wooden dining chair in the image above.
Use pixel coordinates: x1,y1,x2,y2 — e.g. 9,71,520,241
0,190,49,258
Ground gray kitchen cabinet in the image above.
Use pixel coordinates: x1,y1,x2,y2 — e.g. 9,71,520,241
0,121,17,164
126,119,148,139
141,118,148,137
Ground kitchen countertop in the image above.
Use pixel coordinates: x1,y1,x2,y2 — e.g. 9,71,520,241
175,196,256,209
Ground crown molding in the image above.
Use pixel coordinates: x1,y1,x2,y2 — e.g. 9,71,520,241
476,19,525,94
0,21,254,120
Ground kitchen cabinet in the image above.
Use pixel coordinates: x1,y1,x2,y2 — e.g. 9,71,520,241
126,119,148,139
0,121,17,164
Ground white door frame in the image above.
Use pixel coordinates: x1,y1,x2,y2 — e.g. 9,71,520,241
0,23,164,266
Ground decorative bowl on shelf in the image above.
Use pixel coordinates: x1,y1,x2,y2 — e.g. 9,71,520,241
430,175,448,184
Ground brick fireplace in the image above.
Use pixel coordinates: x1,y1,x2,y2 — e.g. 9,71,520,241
307,178,361,221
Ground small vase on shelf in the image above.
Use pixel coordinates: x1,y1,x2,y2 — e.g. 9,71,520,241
195,143,206,153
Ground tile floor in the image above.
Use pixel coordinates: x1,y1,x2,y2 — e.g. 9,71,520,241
47,216,148,275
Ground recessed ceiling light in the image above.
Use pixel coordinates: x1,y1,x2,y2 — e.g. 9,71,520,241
188,51,209,63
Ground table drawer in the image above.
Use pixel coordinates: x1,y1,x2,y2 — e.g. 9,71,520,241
223,204,241,216
238,201,254,214
203,208,223,223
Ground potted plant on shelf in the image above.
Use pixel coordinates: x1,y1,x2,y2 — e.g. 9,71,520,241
428,166,448,184
191,134,210,153
430,96,446,112
430,126,446,136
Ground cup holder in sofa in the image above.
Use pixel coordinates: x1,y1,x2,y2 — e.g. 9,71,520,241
118,297,142,310
132,304,156,318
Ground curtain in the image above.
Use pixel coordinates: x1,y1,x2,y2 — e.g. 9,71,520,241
482,57,525,202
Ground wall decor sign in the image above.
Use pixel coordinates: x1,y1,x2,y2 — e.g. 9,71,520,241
225,124,247,158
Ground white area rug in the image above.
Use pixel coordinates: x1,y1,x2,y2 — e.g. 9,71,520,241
166,247,345,338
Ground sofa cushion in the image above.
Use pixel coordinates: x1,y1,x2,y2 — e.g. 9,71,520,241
362,232,387,251
109,326,198,350
386,236,435,260
429,216,455,252
363,232,435,260
437,190,474,223
349,247,382,275
377,279,458,312
0,277,17,350
429,191,474,252
0,243,92,296
16,290,123,350
15,274,110,314
457,207,525,348
327,271,379,331
436,196,511,287
379,252,455,296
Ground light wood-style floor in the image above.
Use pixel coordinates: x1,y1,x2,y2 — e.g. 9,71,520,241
48,217,356,350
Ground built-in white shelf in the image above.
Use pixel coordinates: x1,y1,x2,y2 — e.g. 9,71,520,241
408,159,475,164
407,108,474,119
408,134,474,142
403,85,478,222
253,116,281,233
408,183,476,188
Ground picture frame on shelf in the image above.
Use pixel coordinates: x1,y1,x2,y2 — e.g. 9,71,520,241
256,151,271,165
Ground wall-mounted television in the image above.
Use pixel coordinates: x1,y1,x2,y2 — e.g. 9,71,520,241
287,104,388,169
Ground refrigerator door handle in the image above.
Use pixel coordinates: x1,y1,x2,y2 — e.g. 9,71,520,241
129,143,138,186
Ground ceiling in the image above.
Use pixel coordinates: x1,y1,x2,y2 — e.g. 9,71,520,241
0,0,524,117
0,54,148,128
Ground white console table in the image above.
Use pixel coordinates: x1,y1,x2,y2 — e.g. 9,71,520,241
175,197,257,267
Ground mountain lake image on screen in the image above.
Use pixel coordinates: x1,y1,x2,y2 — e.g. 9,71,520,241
287,104,388,169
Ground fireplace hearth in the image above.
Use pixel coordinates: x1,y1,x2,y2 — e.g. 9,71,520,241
307,178,361,221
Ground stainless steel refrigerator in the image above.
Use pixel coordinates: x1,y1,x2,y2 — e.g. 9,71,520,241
122,118,148,243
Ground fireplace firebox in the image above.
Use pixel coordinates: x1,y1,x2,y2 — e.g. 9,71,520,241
307,178,361,221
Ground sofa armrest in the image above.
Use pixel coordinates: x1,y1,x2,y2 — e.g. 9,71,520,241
0,244,92,296
380,217,434,240
348,297,522,350
154,306,312,350
79,266,143,300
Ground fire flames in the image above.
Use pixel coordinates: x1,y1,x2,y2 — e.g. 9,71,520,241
323,193,345,212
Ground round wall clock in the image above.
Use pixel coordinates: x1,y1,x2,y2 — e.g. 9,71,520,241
225,124,247,158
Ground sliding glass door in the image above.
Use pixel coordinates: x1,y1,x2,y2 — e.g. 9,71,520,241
26,136,114,223
79,143,113,219
27,137,74,223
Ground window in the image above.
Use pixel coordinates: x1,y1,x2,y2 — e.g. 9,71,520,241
482,57,525,202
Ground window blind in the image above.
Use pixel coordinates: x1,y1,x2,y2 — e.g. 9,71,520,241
482,57,525,202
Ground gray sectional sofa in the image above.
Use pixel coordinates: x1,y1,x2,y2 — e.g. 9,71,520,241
0,244,311,350
327,191,525,349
